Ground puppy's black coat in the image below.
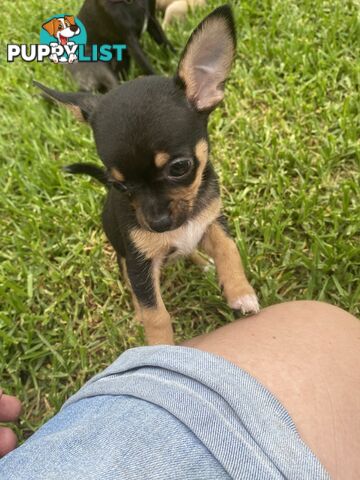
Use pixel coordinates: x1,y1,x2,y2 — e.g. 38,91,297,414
36,6,259,344
69,0,173,92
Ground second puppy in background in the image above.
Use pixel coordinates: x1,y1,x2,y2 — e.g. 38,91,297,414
36,6,260,345
69,0,173,92
157,0,206,28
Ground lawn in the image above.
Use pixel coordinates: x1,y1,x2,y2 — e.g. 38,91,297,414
0,0,359,440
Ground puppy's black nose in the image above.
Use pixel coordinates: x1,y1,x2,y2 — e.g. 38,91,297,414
70,25,78,32
149,215,172,233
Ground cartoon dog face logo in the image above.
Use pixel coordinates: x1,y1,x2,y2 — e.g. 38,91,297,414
42,16,80,46
42,16,81,63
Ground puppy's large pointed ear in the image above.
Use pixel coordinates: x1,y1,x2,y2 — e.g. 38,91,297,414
176,5,236,112
33,81,99,122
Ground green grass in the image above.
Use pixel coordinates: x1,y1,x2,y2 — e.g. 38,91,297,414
0,0,359,440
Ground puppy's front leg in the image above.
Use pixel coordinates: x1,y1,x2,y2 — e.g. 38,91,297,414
147,14,175,51
200,217,260,315
125,252,174,345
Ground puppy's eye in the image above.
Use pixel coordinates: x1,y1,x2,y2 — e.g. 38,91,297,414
58,24,63,30
167,158,193,179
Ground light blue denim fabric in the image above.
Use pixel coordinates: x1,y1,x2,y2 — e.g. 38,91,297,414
0,346,330,480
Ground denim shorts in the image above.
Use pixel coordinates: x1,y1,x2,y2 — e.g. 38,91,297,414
0,346,329,479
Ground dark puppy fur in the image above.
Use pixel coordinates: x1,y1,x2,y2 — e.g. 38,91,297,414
35,6,259,345
68,0,173,92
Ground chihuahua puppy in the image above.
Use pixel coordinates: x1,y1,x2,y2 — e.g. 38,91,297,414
35,5,259,345
68,0,173,92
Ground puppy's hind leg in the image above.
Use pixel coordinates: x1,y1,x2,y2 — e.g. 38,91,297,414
66,61,118,93
94,63,119,93
200,217,260,316
188,251,213,271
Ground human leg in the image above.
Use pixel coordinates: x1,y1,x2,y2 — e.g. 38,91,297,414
184,301,360,479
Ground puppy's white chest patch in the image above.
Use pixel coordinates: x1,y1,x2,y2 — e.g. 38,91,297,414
172,219,209,255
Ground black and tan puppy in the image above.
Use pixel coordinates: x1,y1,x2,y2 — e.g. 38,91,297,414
69,0,173,92
35,5,259,345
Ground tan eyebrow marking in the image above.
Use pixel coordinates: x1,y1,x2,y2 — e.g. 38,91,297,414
154,152,170,168
195,138,208,167
111,168,125,182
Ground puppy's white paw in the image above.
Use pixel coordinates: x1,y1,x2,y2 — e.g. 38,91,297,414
203,262,215,273
230,294,260,315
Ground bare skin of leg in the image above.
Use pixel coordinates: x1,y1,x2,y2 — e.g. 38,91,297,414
184,301,360,480
0,390,22,457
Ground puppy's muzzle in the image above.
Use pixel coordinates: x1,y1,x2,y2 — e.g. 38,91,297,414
148,214,172,233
